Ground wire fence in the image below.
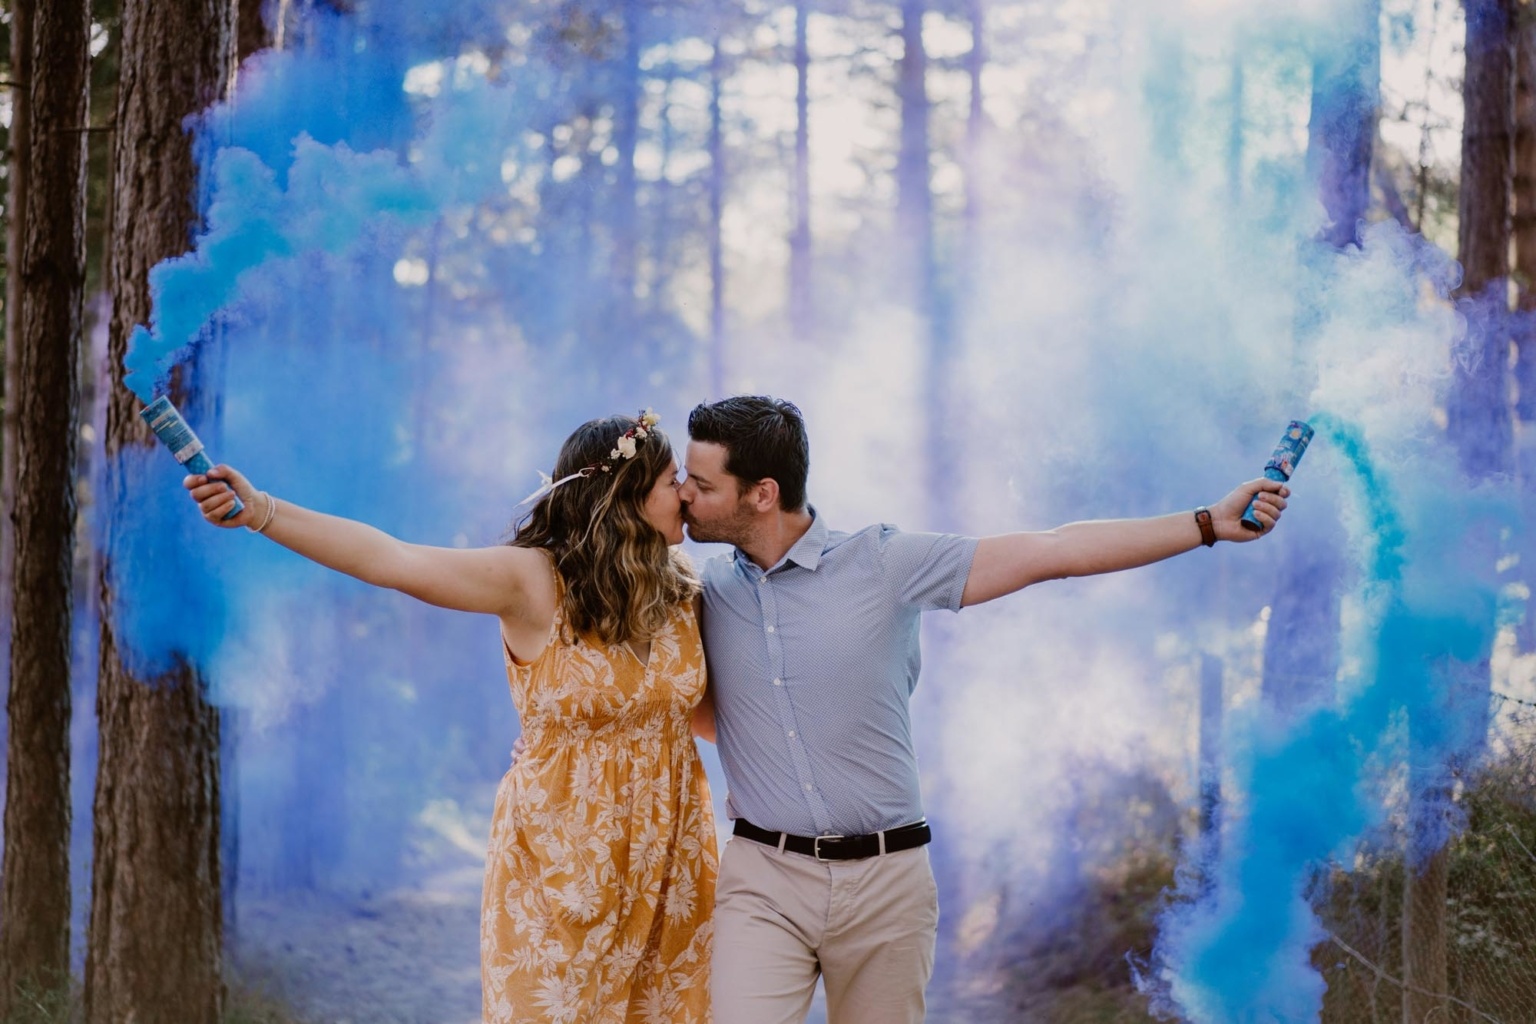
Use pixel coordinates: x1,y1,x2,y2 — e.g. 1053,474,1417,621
1316,695,1536,1024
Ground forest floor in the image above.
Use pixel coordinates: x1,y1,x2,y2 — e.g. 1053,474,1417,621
227,866,839,1024
229,864,485,1024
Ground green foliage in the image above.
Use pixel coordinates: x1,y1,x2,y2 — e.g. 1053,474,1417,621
959,846,1173,1023
949,738,1536,1024
1317,743,1536,1023
0,976,307,1024
0,977,80,1024
222,980,308,1024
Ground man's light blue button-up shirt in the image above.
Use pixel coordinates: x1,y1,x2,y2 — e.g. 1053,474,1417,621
700,511,978,838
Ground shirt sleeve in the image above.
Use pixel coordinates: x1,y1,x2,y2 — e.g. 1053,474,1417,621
877,525,979,612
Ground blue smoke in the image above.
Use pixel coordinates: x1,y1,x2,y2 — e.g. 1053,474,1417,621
104,2,563,902
1154,411,1512,1021
90,0,1528,1017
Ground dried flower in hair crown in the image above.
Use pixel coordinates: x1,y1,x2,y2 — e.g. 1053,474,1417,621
609,408,661,466
517,409,661,506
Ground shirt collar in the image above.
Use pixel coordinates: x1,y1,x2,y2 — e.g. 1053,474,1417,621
733,506,827,575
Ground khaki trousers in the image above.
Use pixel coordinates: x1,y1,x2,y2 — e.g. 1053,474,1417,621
709,836,939,1024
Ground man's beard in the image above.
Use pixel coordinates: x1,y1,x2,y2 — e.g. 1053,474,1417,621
684,504,753,547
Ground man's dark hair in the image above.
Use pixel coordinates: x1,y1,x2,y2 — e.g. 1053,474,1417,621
687,396,810,511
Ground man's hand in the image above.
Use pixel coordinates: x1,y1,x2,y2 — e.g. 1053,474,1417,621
1208,477,1290,543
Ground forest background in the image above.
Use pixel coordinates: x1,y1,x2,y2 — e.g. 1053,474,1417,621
3,0,1536,1022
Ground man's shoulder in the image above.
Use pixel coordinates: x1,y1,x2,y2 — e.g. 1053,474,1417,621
698,549,739,588
816,522,906,566
826,521,891,545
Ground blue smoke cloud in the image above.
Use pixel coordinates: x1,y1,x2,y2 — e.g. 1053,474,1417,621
93,0,1526,1016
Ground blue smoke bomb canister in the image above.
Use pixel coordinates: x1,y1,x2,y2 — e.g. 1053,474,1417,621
1240,420,1313,532
139,395,244,521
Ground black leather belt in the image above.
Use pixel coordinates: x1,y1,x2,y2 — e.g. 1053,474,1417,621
733,818,931,861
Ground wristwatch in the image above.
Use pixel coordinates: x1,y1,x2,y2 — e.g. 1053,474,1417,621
1194,507,1217,547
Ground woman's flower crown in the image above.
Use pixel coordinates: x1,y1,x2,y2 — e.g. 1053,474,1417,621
517,409,661,506
607,408,661,466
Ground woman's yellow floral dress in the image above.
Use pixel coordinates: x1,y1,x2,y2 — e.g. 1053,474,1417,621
481,566,717,1024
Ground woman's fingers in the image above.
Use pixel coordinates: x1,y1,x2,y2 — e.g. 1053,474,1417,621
184,468,255,528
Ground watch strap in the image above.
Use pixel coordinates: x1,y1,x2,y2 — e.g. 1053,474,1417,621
1194,506,1217,547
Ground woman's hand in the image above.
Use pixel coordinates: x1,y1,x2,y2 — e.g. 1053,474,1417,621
184,464,264,530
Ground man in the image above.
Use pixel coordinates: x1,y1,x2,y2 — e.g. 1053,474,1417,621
677,395,1288,1024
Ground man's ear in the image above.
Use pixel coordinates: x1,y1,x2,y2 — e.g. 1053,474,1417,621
749,478,781,513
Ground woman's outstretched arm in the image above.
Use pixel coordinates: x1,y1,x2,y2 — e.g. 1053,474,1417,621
185,464,546,620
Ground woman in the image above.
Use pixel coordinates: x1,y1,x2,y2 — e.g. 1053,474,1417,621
184,411,717,1024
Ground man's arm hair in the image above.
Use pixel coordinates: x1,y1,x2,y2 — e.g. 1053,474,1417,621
959,476,1289,607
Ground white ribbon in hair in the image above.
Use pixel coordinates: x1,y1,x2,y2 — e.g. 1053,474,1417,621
514,466,598,508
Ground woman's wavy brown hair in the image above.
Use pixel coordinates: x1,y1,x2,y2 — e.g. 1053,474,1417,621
512,414,699,646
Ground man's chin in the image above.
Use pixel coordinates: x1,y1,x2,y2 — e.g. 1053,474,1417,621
684,521,721,544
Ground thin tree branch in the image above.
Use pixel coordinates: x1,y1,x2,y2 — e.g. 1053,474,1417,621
1325,931,1505,1023
1505,822,1536,866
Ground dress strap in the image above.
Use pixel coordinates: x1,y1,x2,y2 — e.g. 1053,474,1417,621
502,548,565,668
543,548,566,631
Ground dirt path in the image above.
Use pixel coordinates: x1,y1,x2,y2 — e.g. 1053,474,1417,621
231,866,484,1024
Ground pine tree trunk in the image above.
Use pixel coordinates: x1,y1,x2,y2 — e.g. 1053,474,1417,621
1447,0,1515,480
1515,8,1536,324
962,0,982,242
1307,0,1380,248
788,0,812,338
85,0,234,1018
955,0,983,350
1261,1,1378,716
611,3,642,309
708,37,725,398
1405,6,1515,1021
0,0,33,863
897,0,950,521
895,0,933,323
237,0,268,63
1512,0,1536,653
0,0,89,1009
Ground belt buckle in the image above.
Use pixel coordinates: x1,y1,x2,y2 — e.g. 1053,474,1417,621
813,834,844,861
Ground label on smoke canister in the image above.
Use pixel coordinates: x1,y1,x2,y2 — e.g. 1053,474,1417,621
173,439,205,464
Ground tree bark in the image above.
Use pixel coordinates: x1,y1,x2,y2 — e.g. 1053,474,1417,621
1512,0,1536,655
1197,653,1223,858
0,0,34,868
237,0,269,63
0,0,89,1009
1446,0,1515,480
1513,6,1536,419
85,0,235,1018
788,0,812,338
1404,6,1516,1021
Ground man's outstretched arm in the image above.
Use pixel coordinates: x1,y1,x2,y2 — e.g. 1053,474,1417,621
959,477,1289,607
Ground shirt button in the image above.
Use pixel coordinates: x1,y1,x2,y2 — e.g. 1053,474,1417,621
787,730,796,738
766,625,775,633
758,576,767,584
773,678,782,686
803,783,813,791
